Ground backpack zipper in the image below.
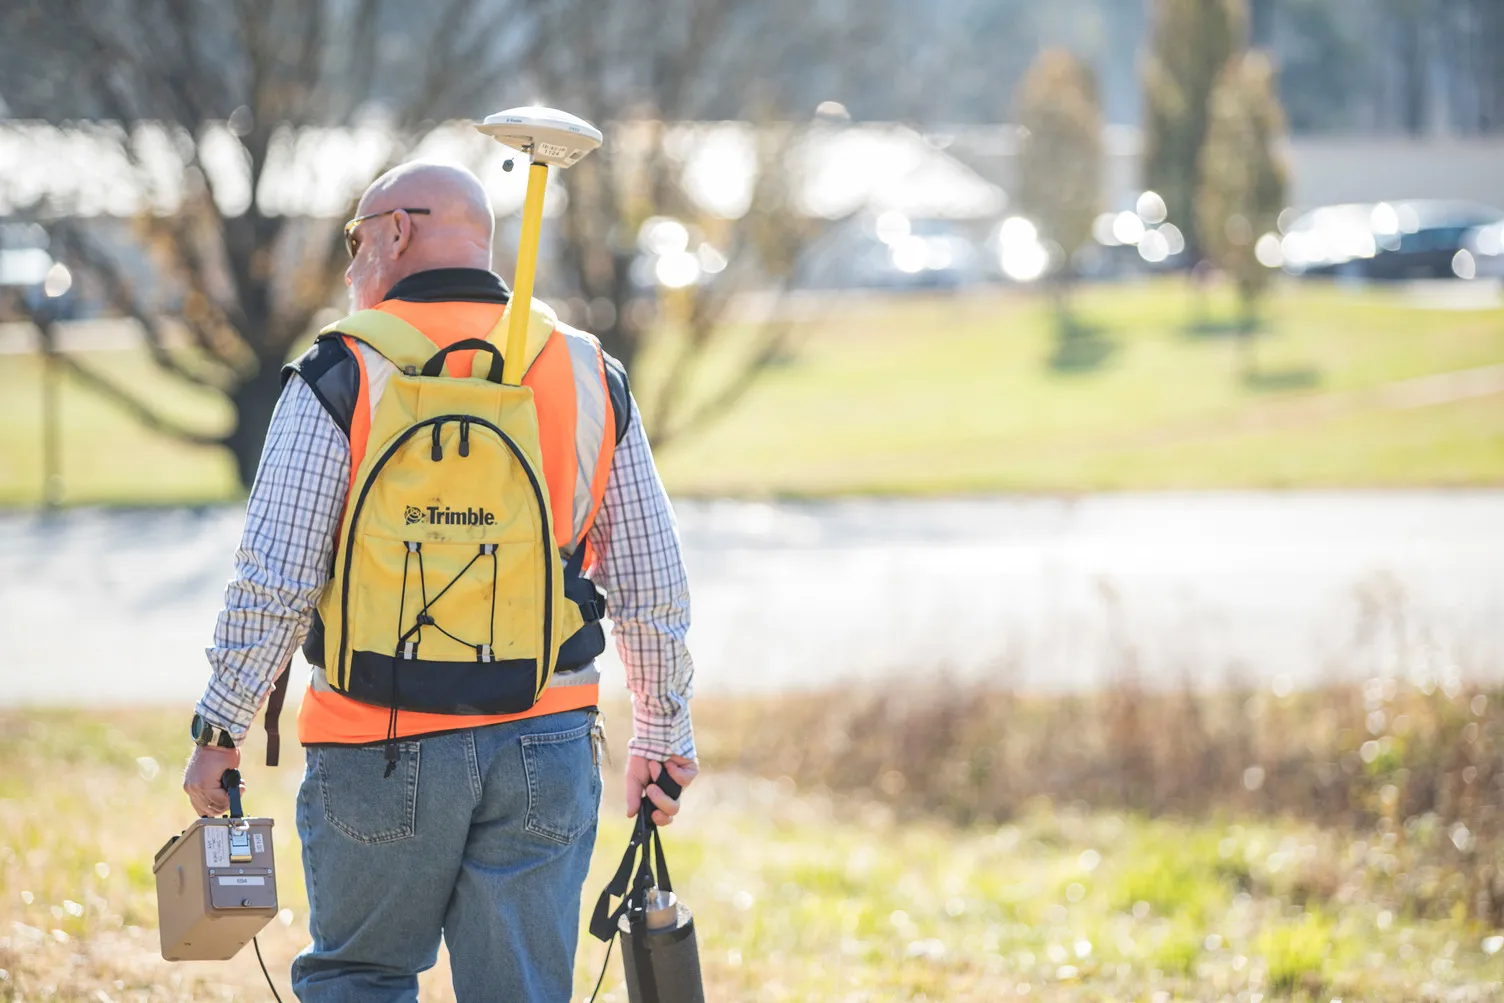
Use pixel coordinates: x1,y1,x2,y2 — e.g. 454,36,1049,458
337,415,555,693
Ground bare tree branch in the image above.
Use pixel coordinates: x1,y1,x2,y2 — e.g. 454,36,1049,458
2,0,861,490
656,316,797,449
26,314,225,449
51,352,225,447
51,224,240,393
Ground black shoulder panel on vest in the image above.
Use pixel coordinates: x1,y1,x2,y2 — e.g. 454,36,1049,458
283,336,358,437
602,349,632,445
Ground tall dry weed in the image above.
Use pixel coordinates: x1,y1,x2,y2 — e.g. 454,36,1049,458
698,677,1503,922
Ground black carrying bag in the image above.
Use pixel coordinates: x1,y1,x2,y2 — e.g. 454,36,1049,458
589,771,705,1003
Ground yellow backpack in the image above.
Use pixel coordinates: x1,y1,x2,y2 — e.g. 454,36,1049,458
312,303,583,764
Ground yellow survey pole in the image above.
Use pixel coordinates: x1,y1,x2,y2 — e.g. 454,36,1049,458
503,160,550,386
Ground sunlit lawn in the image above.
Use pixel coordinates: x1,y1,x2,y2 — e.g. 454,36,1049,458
2,709,1502,1002
651,279,1504,495
1,278,1502,505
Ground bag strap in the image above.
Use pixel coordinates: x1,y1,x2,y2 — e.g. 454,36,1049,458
319,309,436,372
320,299,561,376
264,665,291,767
589,813,645,941
588,768,682,942
562,542,606,623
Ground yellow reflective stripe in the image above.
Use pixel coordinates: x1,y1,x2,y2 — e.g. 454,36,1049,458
560,326,609,547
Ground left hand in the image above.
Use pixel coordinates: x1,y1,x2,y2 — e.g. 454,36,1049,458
624,754,698,827
183,744,242,817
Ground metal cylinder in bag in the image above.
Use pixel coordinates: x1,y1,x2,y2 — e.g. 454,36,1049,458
618,891,705,1003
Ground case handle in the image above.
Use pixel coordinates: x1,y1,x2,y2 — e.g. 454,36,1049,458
220,768,245,819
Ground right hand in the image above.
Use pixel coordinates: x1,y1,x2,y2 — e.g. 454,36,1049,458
624,754,698,827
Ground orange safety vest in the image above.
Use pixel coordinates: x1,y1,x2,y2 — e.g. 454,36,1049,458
291,294,621,748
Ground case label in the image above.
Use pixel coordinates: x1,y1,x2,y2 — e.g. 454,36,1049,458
203,826,230,868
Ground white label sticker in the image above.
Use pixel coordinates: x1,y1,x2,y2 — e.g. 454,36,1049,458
203,826,230,868
252,833,265,854
536,141,568,160
217,875,266,886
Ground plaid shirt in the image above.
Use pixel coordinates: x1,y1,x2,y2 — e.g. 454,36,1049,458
195,374,696,761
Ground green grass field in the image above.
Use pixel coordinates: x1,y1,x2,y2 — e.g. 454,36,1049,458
2,279,1502,505
3,708,1502,1002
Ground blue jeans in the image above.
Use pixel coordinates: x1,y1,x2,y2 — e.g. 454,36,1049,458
290,710,601,1003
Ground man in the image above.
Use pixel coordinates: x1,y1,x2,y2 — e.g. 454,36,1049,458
182,161,697,1002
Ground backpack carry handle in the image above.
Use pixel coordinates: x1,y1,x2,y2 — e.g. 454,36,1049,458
420,339,506,383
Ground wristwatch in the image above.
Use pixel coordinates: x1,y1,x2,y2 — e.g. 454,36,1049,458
190,713,237,750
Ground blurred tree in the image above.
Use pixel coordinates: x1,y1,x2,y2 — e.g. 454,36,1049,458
1012,48,1102,340
0,0,530,488
1197,51,1289,373
513,0,867,444
1384,0,1431,135
0,0,852,489
1141,0,1247,263
1271,0,1367,133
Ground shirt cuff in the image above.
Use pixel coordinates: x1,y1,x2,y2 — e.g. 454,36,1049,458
194,676,259,744
627,700,697,762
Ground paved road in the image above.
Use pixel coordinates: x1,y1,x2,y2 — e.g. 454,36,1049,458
2,492,1501,707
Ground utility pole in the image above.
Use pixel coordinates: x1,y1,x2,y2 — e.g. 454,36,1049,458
39,262,72,511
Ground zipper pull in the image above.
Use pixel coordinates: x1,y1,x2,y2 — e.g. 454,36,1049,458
431,423,443,462
458,418,470,457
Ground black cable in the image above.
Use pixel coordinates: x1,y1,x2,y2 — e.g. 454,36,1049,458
587,932,615,1003
254,935,285,1003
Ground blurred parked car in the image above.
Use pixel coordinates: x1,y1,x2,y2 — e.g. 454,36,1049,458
0,225,81,321
1281,199,1504,280
1462,220,1504,279
798,212,990,290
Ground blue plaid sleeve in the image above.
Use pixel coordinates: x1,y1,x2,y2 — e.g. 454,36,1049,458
195,376,349,741
587,402,697,762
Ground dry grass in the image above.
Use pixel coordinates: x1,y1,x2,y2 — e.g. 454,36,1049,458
3,693,1504,1002
699,677,1504,927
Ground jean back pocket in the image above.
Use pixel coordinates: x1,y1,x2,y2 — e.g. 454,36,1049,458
317,741,421,844
520,722,600,845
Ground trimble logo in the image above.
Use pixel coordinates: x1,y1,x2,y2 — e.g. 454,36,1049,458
405,505,496,526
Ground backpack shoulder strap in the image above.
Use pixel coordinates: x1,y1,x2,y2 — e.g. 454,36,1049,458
320,309,436,372
490,298,559,376
322,300,561,380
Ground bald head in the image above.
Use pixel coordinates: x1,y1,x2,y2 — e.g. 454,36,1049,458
345,161,496,310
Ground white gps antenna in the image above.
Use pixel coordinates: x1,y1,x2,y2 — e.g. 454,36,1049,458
476,106,603,384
